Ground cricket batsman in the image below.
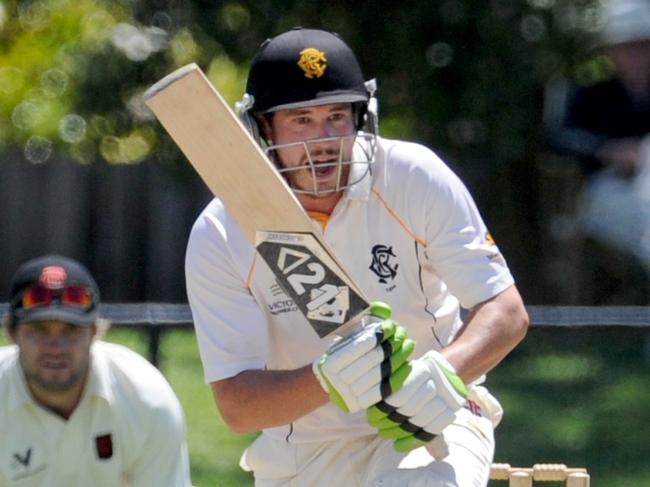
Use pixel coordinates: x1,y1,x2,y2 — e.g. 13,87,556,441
186,27,529,486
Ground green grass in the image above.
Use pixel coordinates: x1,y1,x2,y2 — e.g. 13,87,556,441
488,326,650,486
4,325,649,486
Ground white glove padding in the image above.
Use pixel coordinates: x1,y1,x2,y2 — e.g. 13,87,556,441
367,350,467,452
313,302,414,413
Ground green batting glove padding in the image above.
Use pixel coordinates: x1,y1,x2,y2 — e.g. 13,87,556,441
377,319,397,343
389,325,407,347
368,376,420,423
315,301,421,414
367,415,396,430
369,301,392,320
317,319,405,413
389,337,415,371
385,326,406,357
394,436,427,452
318,361,351,413
369,414,421,439
386,361,412,396
435,357,468,399
376,425,414,440
367,403,389,424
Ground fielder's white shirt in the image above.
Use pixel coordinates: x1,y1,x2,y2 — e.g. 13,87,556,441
0,341,192,487
186,136,515,444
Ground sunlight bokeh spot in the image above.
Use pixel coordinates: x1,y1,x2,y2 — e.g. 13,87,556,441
59,113,87,143
24,135,53,164
41,69,69,97
12,101,42,130
426,42,454,68
100,133,151,164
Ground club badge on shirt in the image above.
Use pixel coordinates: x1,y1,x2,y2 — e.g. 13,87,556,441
95,434,113,460
369,244,399,285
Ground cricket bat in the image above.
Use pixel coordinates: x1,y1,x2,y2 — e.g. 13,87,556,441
143,63,371,338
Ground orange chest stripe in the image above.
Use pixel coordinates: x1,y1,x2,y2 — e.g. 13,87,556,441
307,210,330,232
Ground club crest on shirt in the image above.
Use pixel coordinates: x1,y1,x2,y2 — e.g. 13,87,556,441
369,244,399,285
95,433,113,460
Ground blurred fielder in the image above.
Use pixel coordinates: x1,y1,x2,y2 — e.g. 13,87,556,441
0,255,192,487
186,28,529,487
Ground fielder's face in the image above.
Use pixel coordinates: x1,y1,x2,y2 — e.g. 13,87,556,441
13,320,94,397
262,103,356,198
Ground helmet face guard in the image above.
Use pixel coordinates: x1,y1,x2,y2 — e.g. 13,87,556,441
269,132,376,196
236,28,379,196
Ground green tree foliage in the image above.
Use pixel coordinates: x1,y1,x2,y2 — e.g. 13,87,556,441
1,0,605,297
1,0,129,161
0,0,250,165
1,0,601,167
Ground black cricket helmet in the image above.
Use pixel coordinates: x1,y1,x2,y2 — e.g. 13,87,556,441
236,27,378,196
246,27,370,113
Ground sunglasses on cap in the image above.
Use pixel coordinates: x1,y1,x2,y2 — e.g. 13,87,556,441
13,284,95,311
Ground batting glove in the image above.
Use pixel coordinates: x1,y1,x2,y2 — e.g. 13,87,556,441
367,350,467,452
313,302,415,413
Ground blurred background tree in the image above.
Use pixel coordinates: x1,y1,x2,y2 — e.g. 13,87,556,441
0,0,607,303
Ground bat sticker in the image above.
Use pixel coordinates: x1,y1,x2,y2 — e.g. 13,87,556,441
257,232,367,337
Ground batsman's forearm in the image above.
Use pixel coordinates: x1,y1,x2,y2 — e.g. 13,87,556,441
442,285,529,383
211,366,329,433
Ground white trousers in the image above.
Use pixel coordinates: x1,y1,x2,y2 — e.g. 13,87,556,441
240,387,501,487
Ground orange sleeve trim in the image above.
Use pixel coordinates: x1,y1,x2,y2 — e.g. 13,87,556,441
371,189,426,247
245,252,256,289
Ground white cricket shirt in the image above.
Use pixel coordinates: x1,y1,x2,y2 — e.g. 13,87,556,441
186,136,515,444
0,341,192,487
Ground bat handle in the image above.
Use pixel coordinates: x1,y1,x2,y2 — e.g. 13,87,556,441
359,301,392,333
334,302,392,346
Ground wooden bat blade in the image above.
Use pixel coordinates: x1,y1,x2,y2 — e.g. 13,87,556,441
144,63,314,243
144,64,370,337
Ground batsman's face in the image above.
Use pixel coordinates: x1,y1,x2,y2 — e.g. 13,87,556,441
263,103,356,196
13,320,94,396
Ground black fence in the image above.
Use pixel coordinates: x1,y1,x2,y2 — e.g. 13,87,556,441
0,156,212,303
1,303,649,367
